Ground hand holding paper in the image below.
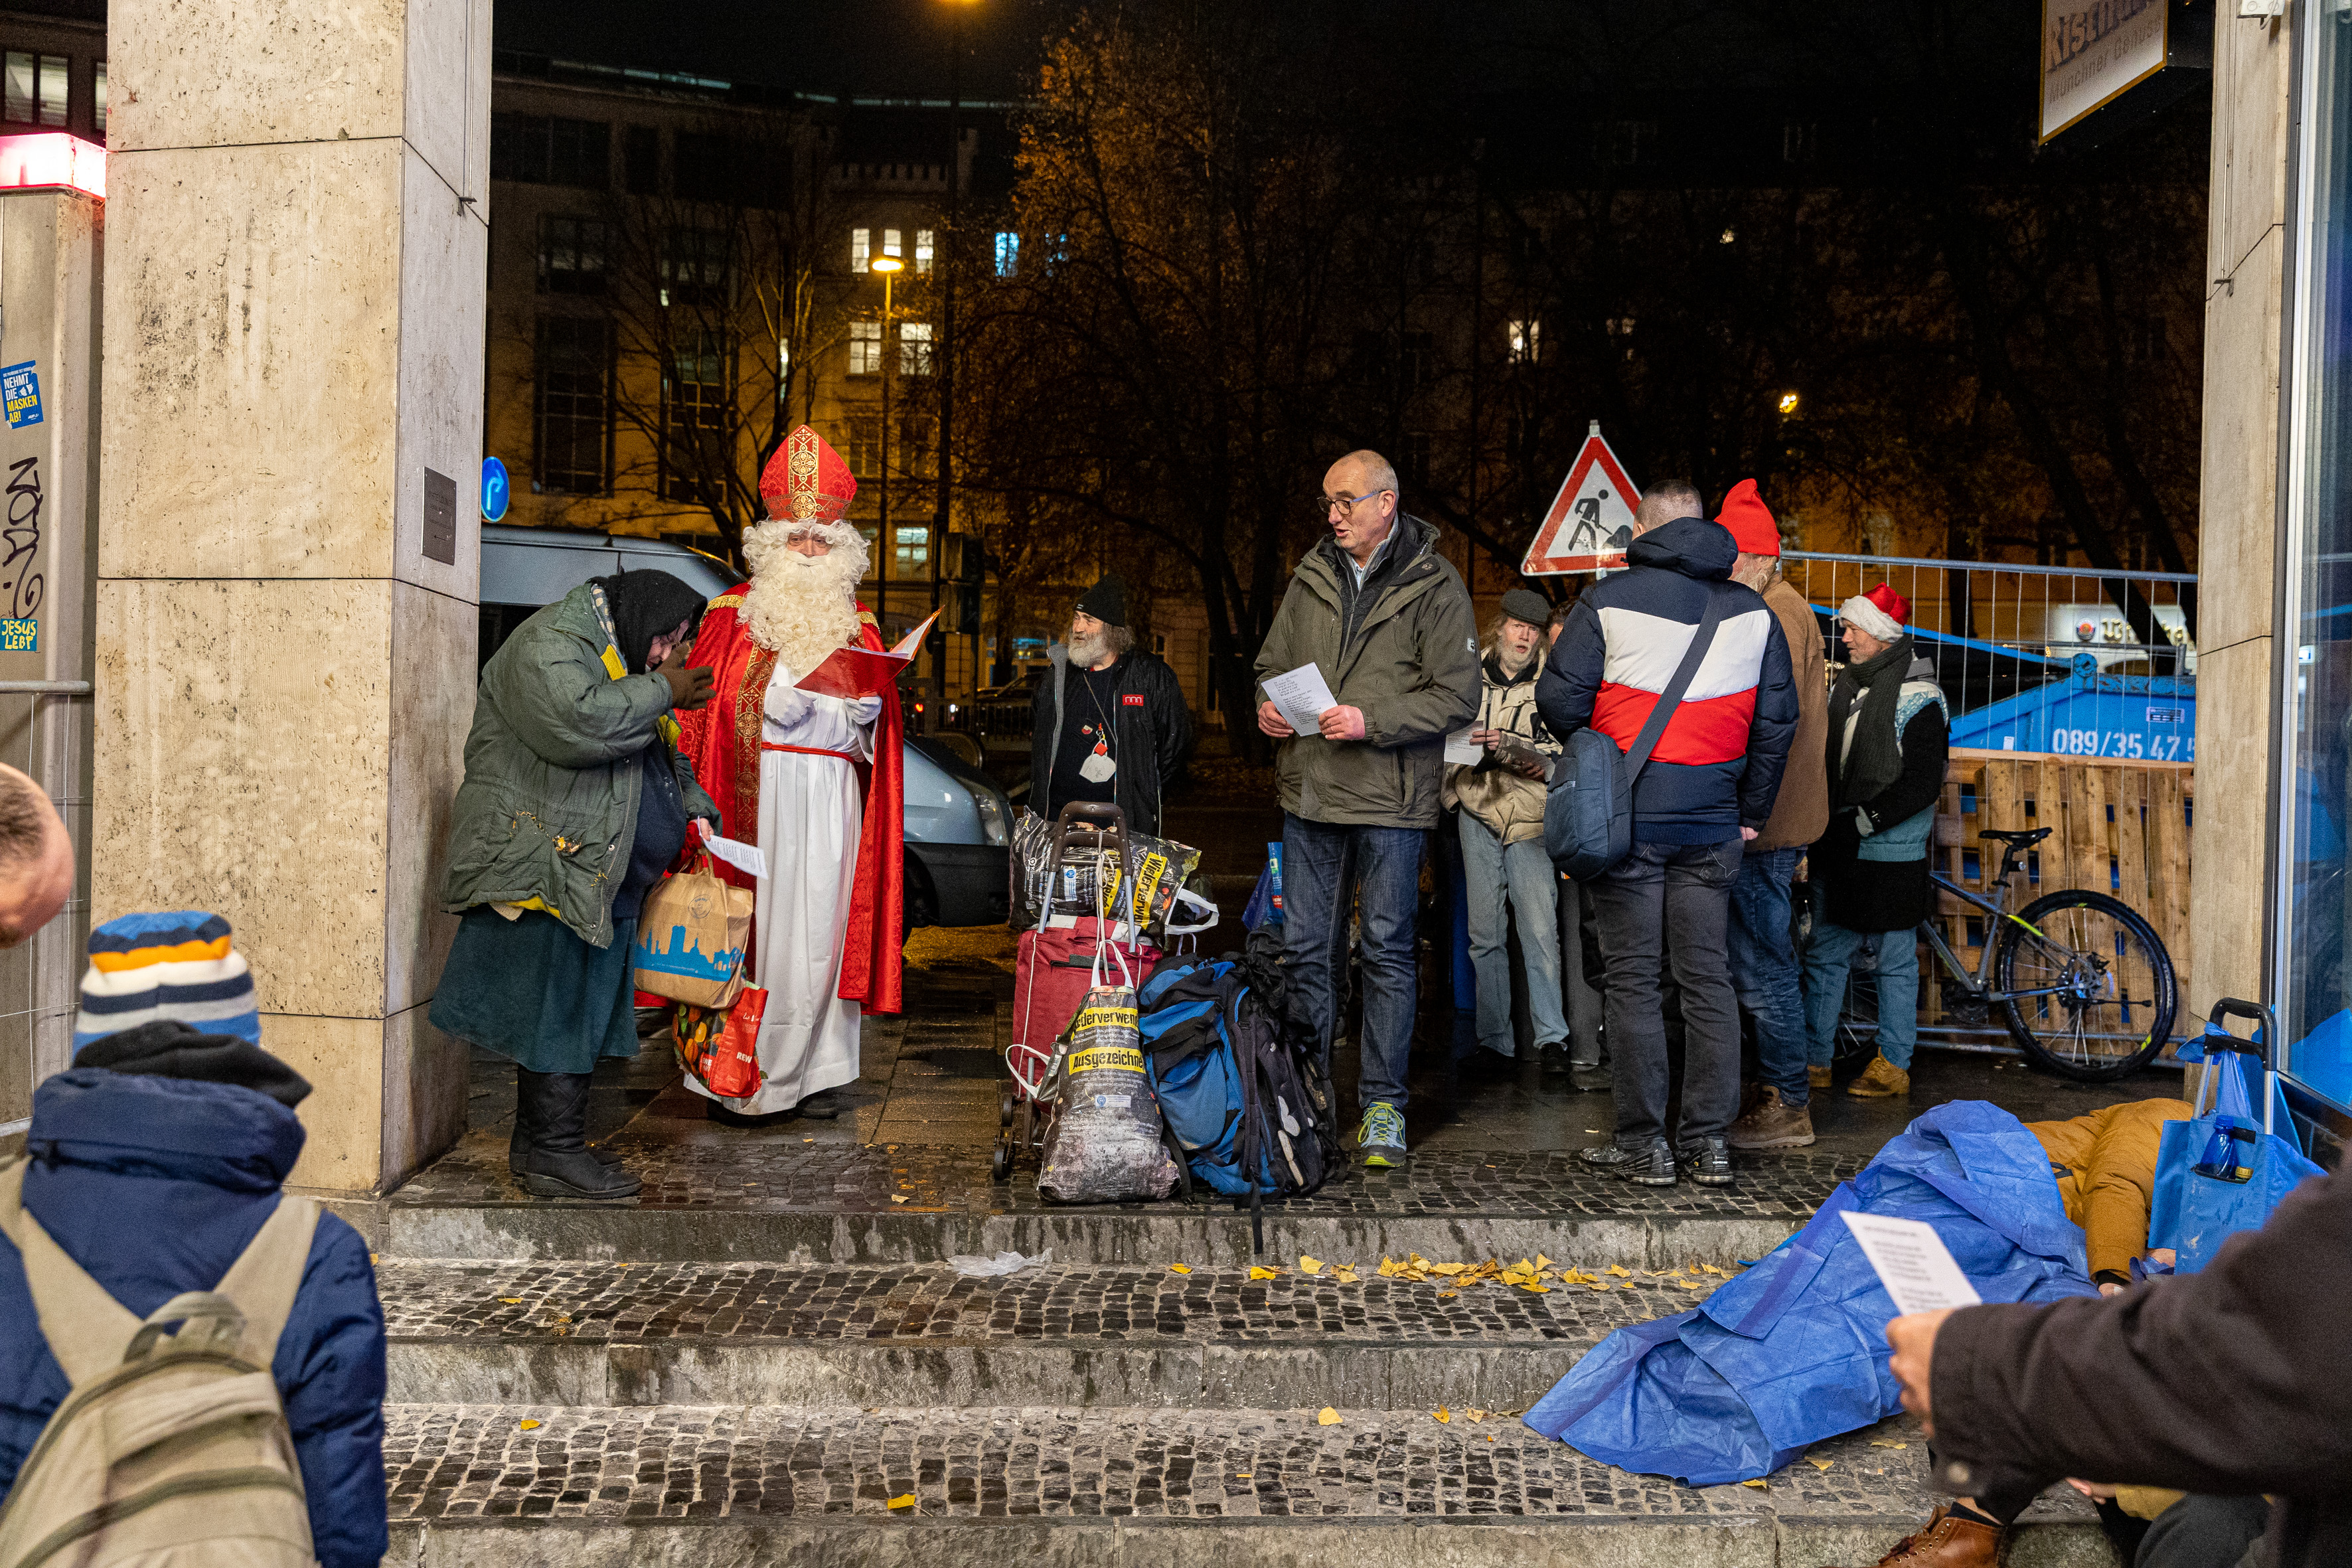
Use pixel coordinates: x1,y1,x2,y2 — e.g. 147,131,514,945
793,610,939,702
1261,664,1338,738
1840,1212,1984,1315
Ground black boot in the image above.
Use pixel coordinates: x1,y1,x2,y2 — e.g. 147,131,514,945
515,1069,642,1200
509,1074,623,1174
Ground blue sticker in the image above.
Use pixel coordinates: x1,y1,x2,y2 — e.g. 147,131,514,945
0,619,35,652
1,362,39,430
481,455,510,522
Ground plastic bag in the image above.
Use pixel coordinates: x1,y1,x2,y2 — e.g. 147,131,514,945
633,854,753,1008
1038,943,1180,1204
1243,841,1285,931
1010,808,1206,942
674,987,767,1101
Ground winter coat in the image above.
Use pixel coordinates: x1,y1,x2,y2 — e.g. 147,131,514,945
2027,1098,2195,1285
1443,647,1557,846
1754,578,1830,852
1812,651,1948,933
1030,646,1194,838
1535,516,1798,843
1254,514,1481,829
439,582,719,950
0,1069,388,1568
1930,1159,2352,1568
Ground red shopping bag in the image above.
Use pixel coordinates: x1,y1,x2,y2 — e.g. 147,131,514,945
674,988,768,1101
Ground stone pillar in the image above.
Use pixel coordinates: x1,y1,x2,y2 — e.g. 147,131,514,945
2190,10,2292,1022
94,1,490,1194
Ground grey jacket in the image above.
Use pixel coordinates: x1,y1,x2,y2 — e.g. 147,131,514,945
1253,514,1481,829
439,583,719,949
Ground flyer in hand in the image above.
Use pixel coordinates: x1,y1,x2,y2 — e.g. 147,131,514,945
793,610,939,702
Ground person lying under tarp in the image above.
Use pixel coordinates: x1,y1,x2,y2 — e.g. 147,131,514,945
1522,1095,2191,1509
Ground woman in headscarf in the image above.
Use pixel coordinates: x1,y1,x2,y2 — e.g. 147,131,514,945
1802,582,1948,1100
433,568,720,1199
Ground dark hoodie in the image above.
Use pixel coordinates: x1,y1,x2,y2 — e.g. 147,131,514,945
1536,516,1798,844
0,1033,388,1568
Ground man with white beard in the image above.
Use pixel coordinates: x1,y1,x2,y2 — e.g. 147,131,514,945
676,426,905,1122
1028,576,1192,837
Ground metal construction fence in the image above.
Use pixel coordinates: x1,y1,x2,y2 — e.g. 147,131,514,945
1784,553,2201,1056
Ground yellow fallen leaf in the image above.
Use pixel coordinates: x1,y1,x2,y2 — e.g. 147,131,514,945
368,1253,379,1265
1433,1406,1451,1424
1429,1261,1466,1276
498,1297,522,1304
1618,1283,1639,1291
1742,1478,1768,1490
1317,1407,1342,1425
1333,1269,1359,1283
1409,1252,1431,1266
1535,1255,1556,1269
1604,1265,1632,1278
1299,1255,1324,1275
1520,1283,1551,1294
887,1494,916,1510
1437,1291,1458,1300
1869,1440,1909,1449
890,1194,909,1204
1250,1265,1283,1280
1168,1264,1192,1275
1810,1459,1834,1471
1487,1434,1496,1443
1234,1472,1253,1479
1585,1283,1610,1293
1699,1263,1728,1277
803,1137,815,1142
1378,1258,1402,1277
518,1419,542,1431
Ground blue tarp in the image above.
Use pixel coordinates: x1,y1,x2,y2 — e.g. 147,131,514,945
1522,1101,2098,1485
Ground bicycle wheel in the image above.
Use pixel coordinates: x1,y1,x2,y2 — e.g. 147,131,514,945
1993,890,2176,1081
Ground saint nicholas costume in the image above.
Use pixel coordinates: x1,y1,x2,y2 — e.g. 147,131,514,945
676,427,905,1115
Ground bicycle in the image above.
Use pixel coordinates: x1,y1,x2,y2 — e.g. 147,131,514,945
1823,825,2178,1082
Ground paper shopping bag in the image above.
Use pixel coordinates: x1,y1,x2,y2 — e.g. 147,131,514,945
633,856,753,1007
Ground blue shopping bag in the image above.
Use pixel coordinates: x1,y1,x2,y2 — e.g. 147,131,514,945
1241,841,1285,931
2148,999,2324,1275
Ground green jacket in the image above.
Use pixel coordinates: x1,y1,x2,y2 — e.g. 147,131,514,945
439,583,719,949
1253,514,1481,828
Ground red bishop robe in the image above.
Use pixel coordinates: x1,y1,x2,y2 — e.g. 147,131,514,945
676,594,905,1016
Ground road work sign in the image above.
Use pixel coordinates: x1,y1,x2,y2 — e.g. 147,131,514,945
1521,422,1640,576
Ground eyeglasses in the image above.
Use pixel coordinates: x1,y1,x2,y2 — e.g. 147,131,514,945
1316,489,1391,518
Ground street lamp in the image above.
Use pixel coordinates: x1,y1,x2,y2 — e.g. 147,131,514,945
871,252,902,627
935,0,979,704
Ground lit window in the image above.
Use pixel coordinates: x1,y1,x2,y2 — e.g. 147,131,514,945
915,229,935,274
3,53,67,127
895,524,929,574
994,232,1020,277
850,227,871,272
92,60,104,137
1507,319,1541,363
849,319,882,376
900,321,932,376
883,227,903,262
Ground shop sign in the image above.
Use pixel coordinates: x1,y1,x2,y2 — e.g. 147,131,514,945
2041,0,2169,141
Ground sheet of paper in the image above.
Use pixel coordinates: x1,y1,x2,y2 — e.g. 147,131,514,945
888,609,940,658
1840,1212,1984,1316
1263,663,1338,736
1445,728,1485,766
695,820,768,880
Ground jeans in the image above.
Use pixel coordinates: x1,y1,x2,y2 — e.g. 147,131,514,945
1803,914,1919,1070
1586,837,1744,1146
1558,880,1605,1066
1282,812,1425,1112
1729,846,1811,1106
1457,813,1569,1058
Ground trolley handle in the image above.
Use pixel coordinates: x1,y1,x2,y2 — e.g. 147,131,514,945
2201,996,2280,1137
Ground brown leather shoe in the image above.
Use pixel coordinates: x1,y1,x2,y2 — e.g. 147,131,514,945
1809,1063,1834,1090
1726,1085,1816,1150
1837,1505,2004,1566
1847,1054,1912,1098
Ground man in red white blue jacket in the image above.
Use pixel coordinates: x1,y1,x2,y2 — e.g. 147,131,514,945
1536,497,1797,1188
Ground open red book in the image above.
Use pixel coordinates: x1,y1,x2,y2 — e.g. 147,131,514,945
791,610,939,702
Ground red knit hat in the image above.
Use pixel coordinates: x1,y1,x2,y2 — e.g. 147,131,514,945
1715,479,1779,557
759,425,858,523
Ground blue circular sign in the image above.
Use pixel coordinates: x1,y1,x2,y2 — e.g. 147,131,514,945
481,456,510,523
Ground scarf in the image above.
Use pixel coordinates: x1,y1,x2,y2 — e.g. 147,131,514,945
1828,634,1916,810
593,568,711,674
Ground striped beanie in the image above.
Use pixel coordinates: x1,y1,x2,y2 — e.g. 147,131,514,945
74,911,260,1054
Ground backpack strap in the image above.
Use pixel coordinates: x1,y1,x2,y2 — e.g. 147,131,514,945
0,1159,143,1385
1620,588,1734,788
212,1194,320,1370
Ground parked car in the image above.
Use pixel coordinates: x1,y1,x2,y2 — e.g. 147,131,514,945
478,525,1010,935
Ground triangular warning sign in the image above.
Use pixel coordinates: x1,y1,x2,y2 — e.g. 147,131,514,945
1521,426,1642,576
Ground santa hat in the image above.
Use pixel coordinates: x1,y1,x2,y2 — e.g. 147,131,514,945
759,426,858,524
1715,479,1779,558
1839,582,1910,643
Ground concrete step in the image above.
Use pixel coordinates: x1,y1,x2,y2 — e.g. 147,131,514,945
378,1259,1738,1410
387,1133,1854,1267
379,1403,2117,1567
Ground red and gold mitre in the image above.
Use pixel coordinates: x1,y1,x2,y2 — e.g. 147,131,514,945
759,426,858,524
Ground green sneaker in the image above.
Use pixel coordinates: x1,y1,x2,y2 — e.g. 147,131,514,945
1356,1103,1407,1167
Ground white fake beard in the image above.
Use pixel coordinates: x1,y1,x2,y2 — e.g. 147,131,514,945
740,518,870,674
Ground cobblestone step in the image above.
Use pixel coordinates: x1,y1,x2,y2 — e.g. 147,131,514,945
379,1259,1741,1410
378,1403,2116,1567
387,1135,1852,1267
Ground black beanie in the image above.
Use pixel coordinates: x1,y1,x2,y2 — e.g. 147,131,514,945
1076,576,1127,628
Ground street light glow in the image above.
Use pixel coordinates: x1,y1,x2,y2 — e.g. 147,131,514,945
1778,392,1800,415
871,254,905,274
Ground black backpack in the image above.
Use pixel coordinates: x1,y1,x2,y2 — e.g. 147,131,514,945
1544,590,1729,879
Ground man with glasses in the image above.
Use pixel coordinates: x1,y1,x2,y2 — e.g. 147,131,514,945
1253,450,1480,1166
